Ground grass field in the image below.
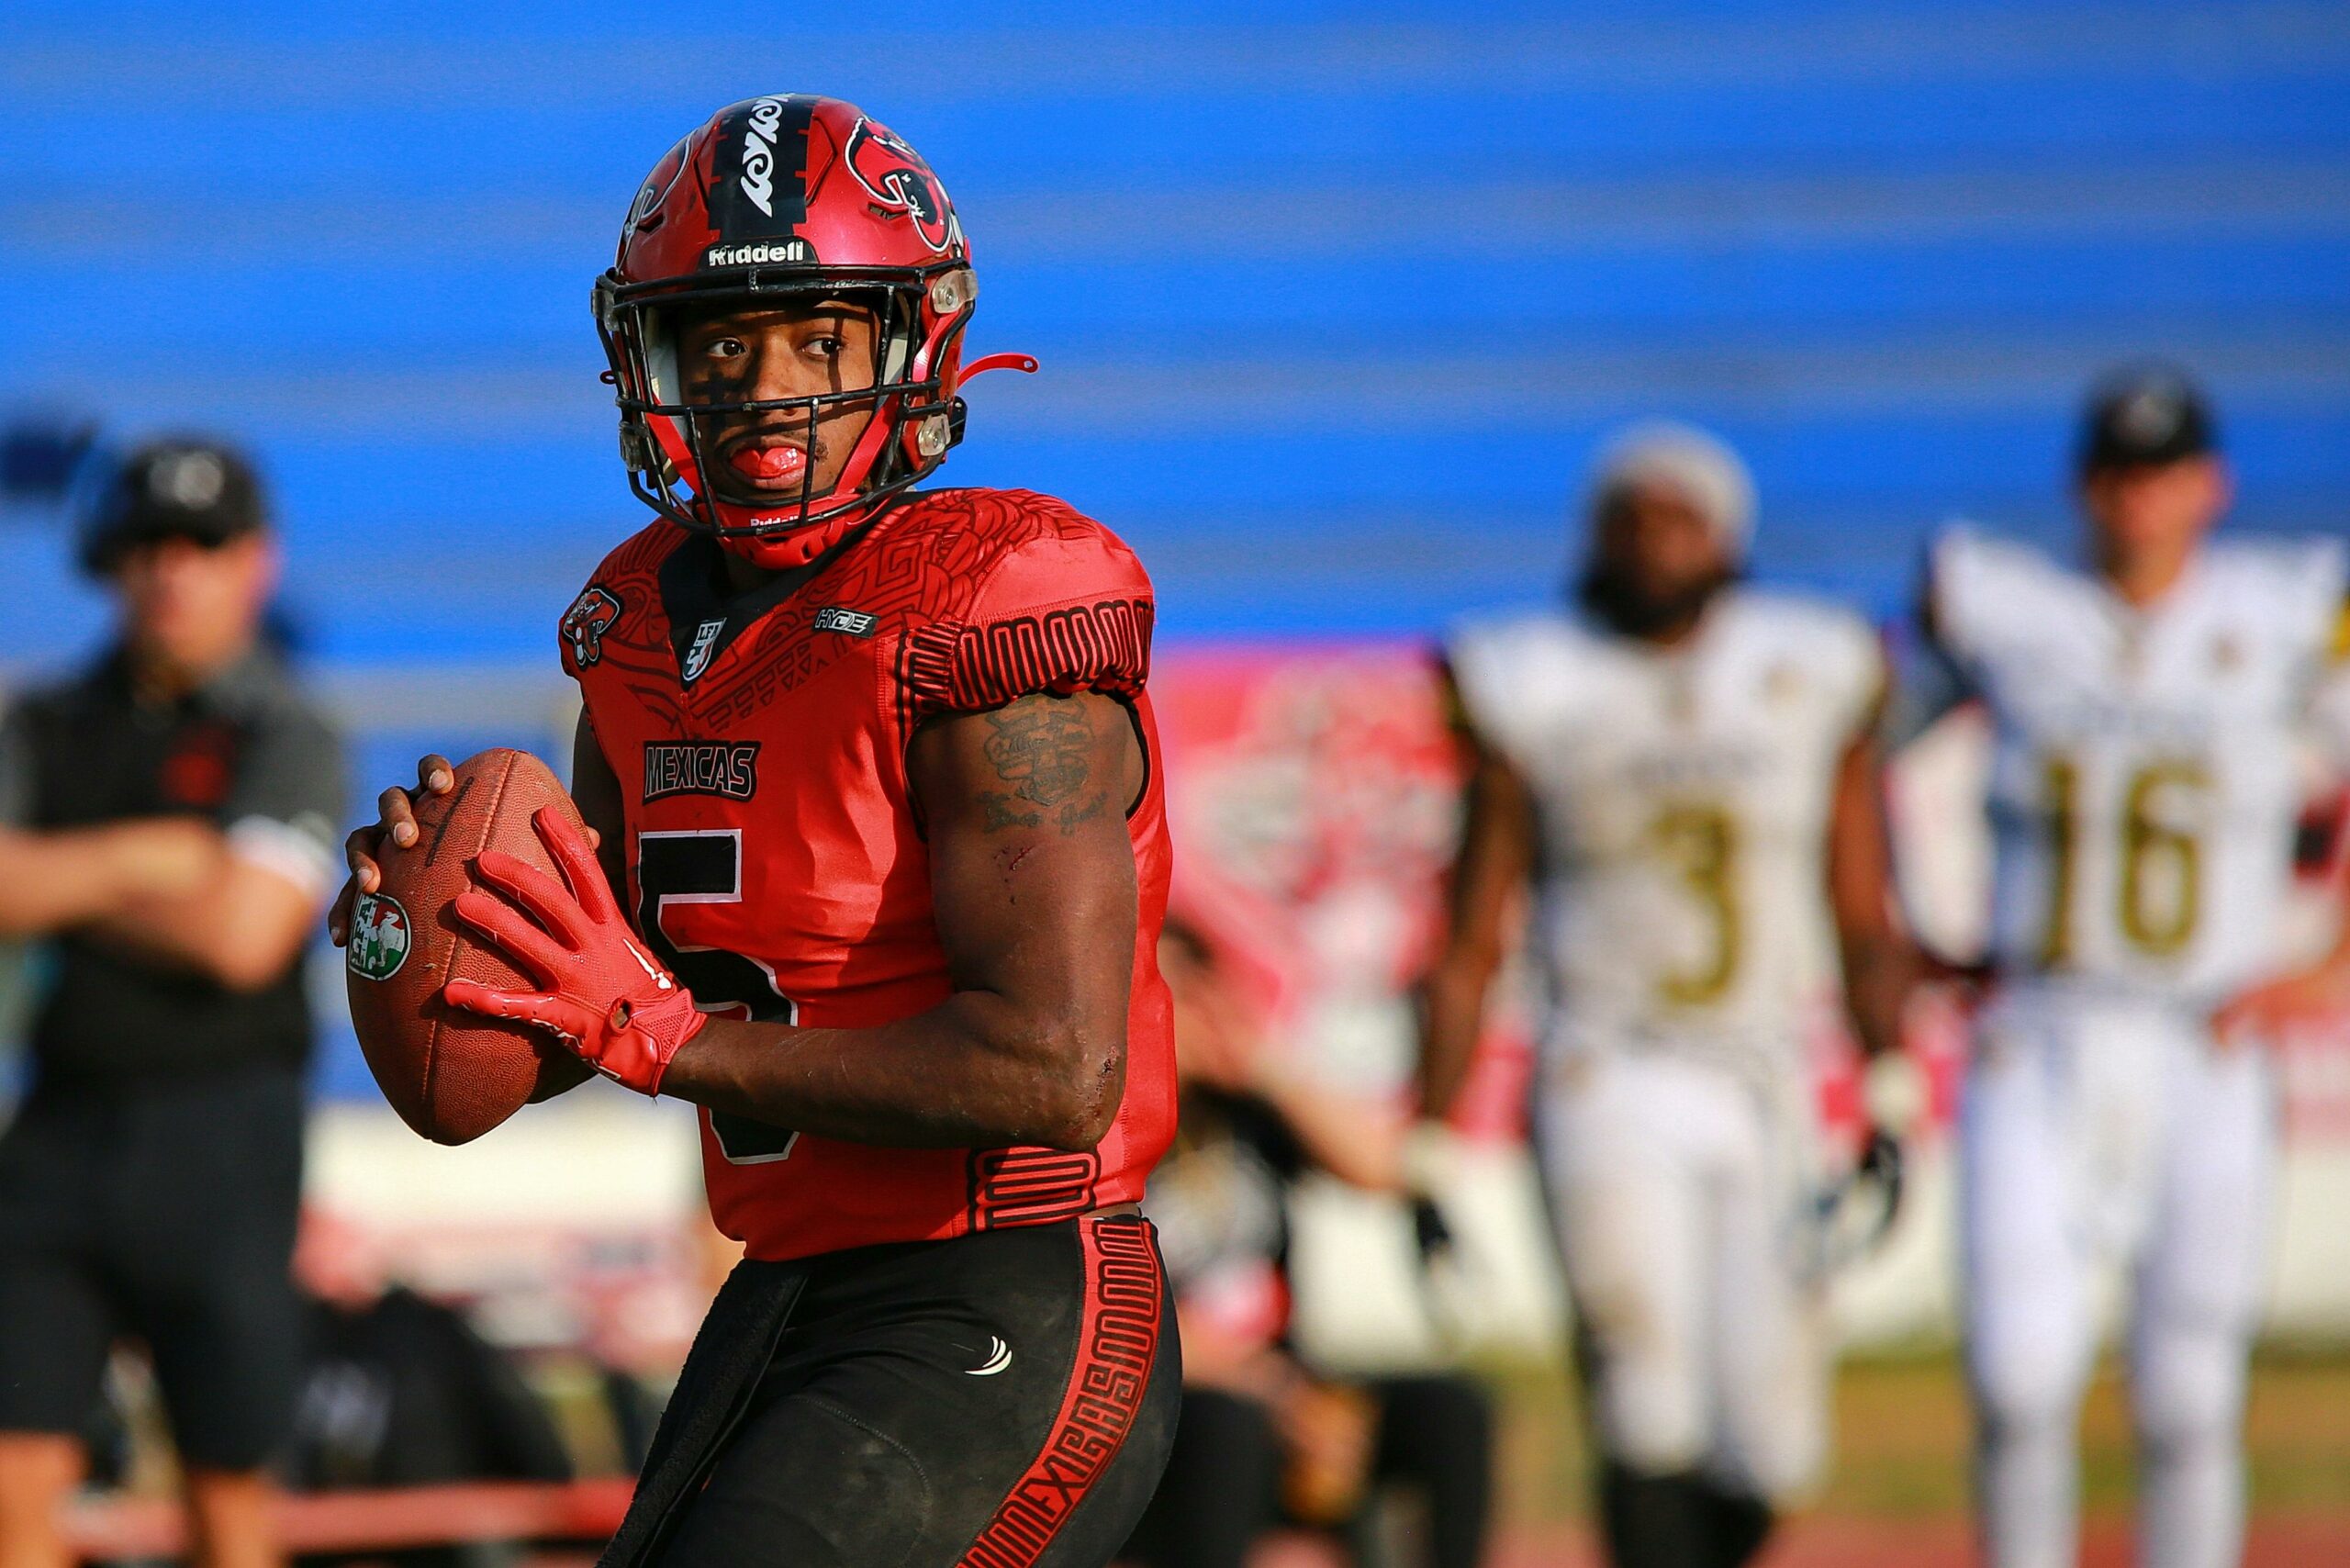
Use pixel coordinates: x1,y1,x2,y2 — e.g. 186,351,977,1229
1457,1347,2350,1565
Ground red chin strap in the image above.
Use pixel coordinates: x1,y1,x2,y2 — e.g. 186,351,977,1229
717,510,868,569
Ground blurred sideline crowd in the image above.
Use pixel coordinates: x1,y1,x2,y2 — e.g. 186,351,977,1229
2,357,2342,1568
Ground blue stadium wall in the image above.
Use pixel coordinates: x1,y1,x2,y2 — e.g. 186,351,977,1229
2,3,2346,1094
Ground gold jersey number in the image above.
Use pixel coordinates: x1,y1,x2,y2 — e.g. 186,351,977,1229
2040,756,2209,965
1647,802,1740,1005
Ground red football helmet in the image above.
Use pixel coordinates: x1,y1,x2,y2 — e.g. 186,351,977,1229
593,95,1031,567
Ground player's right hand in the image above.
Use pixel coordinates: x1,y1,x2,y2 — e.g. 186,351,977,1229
327,754,453,946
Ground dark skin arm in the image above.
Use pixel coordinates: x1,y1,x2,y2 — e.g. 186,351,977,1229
1825,709,1919,1060
332,696,1145,1148
1415,664,1536,1121
663,691,1142,1148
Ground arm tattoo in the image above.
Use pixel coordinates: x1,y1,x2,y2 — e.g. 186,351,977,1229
978,698,1110,836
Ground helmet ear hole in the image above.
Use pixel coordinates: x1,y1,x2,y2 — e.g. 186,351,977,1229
641,307,681,404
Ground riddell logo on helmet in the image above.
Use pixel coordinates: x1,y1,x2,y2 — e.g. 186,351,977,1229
705,240,812,267
739,95,788,217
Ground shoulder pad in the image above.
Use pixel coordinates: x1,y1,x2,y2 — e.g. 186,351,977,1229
901,492,1156,720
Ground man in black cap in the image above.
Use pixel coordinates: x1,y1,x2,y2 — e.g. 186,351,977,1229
1889,369,2350,1568
0,438,345,1568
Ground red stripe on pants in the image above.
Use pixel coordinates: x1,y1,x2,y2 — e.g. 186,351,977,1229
957,1216,1164,1568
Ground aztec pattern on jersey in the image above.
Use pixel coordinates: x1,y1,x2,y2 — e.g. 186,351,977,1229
561,487,1148,711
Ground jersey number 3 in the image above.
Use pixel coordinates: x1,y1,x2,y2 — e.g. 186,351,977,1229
635,830,801,1165
1647,802,1741,1005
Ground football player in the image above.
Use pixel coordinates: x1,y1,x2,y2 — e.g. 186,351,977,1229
1888,368,2350,1568
1416,424,1921,1568
330,96,1178,1568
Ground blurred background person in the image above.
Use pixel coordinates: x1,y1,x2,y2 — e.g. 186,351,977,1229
285,1210,573,1568
1417,425,1921,1568
0,439,345,1568
1125,922,1494,1568
1888,367,2350,1568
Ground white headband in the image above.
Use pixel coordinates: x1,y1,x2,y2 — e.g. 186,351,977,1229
1587,421,1757,558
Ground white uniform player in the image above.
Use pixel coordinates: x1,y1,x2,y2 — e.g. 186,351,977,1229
1893,368,2349,1568
1420,425,1918,1568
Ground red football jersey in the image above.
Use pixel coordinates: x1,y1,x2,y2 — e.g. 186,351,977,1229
558,487,1177,1262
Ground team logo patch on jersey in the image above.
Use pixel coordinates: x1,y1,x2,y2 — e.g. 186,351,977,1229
562,586,623,668
642,741,760,802
682,617,726,683
346,892,411,981
812,606,878,638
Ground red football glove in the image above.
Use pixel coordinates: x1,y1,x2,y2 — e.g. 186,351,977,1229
442,805,706,1096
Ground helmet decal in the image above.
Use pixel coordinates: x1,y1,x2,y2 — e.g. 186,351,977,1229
623,136,691,252
844,117,960,255
707,95,813,244
738,96,787,217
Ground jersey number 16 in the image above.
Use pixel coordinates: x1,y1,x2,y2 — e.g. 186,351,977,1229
2039,756,2209,965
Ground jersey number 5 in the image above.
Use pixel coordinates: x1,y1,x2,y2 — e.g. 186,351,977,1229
635,829,802,1165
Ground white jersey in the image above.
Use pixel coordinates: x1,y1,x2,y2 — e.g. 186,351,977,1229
1925,528,2349,1002
1448,590,1883,1070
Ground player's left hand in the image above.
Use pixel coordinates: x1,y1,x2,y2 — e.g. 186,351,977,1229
442,805,706,1095
2212,965,2350,1047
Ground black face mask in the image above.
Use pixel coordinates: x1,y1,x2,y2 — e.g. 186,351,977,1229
1574,560,1740,639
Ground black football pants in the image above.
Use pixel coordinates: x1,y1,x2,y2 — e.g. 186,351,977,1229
610,1212,1180,1568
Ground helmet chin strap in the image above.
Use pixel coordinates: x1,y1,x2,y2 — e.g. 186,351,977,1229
718,515,864,569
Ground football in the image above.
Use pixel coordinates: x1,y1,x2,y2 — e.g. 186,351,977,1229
345,746,586,1145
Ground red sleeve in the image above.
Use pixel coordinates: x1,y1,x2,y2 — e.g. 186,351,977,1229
902,512,1157,722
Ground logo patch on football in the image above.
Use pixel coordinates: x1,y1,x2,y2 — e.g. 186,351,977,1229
346,892,412,981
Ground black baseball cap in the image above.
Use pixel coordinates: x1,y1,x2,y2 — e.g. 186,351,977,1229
2078,366,2217,476
80,438,267,576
